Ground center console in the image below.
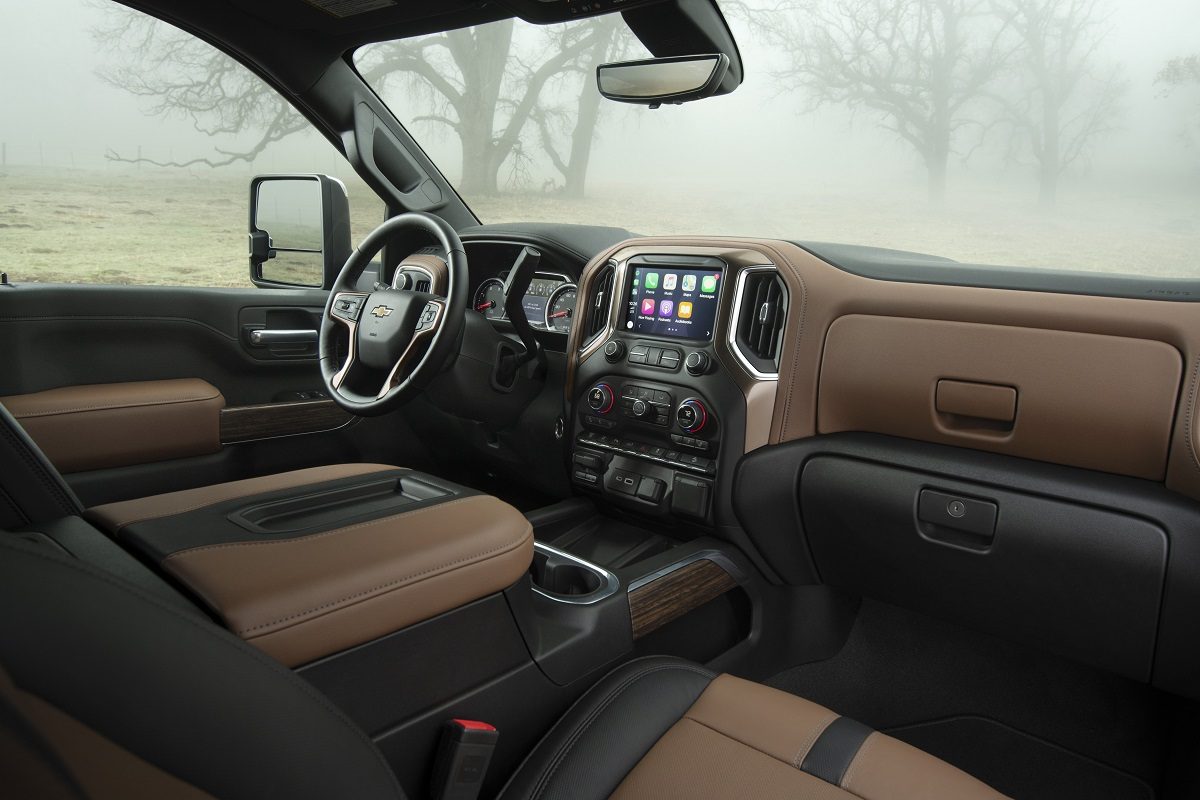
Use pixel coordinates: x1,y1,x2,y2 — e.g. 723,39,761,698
570,253,765,529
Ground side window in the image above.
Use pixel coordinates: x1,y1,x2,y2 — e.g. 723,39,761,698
0,0,384,288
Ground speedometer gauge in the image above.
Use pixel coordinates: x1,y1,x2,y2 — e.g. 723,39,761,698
473,278,505,320
545,284,577,334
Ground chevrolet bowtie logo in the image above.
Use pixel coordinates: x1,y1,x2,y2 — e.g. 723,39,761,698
370,305,393,318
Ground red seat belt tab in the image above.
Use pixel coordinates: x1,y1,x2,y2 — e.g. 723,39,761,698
429,719,498,800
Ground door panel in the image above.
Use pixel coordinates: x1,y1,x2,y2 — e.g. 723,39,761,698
0,284,431,506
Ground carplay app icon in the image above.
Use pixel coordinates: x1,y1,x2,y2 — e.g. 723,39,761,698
659,300,674,317
640,298,656,315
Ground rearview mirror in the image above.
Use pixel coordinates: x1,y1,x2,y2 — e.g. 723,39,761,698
249,174,351,289
596,54,730,107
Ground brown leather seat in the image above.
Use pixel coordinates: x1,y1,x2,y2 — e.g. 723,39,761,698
498,657,1008,800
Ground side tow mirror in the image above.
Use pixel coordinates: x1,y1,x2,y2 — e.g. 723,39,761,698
249,174,351,289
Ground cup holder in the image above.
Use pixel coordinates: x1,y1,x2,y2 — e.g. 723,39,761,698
530,543,619,604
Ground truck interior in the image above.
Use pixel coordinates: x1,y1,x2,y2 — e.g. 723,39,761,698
1,0,1198,798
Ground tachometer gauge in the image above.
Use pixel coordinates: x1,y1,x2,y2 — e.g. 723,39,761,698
473,278,506,320
545,283,577,334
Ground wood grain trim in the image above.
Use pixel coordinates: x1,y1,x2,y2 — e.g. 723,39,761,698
629,558,737,639
219,399,352,444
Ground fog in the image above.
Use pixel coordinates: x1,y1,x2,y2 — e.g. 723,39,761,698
2,0,1199,280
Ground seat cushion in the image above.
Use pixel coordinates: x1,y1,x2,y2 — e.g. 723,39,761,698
88,464,534,667
500,657,1008,800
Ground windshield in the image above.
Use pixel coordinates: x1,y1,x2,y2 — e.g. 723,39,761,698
356,1,1200,277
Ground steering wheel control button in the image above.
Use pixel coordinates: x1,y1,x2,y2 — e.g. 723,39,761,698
676,398,708,433
332,295,365,322
603,340,625,363
586,383,615,415
416,303,440,331
685,351,710,375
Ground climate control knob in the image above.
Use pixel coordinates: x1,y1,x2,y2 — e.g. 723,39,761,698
676,398,709,433
586,383,615,415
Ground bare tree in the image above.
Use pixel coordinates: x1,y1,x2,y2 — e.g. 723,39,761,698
993,0,1123,207
781,0,1010,205
92,11,305,167
95,8,619,197
1157,54,1200,153
530,16,630,197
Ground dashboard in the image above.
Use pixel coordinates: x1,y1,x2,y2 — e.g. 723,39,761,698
473,272,577,334
462,239,581,337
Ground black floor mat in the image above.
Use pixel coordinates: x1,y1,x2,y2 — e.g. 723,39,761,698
766,600,1165,799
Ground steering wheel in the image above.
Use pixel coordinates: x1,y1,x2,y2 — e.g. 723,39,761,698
319,212,468,416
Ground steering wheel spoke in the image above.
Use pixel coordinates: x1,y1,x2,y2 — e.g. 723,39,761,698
328,291,369,390
377,299,445,399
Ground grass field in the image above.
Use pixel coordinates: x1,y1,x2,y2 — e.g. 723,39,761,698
2,165,1198,286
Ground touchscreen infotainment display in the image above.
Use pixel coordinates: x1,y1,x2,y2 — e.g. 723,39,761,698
623,264,723,341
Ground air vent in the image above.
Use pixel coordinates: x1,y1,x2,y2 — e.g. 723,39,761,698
733,269,788,376
584,262,616,345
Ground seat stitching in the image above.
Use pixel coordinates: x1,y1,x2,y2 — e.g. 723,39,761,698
678,715,835,775
97,466,404,531
530,662,714,800
1182,355,1200,472
0,418,79,516
234,529,532,634
162,494,490,555
791,714,837,769
837,731,875,794
0,541,403,796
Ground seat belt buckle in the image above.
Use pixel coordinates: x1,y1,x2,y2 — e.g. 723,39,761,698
429,719,498,800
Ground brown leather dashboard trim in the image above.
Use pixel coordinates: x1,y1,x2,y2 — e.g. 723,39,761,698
0,379,224,474
818,315,1181,480
568,236,1200,500
159,494,534,667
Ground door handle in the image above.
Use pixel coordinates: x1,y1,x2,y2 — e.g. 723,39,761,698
247,329,318,346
